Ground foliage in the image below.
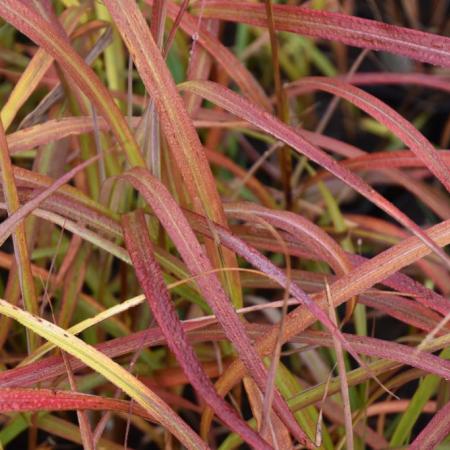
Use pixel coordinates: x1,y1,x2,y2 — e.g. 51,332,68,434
0,1,448,449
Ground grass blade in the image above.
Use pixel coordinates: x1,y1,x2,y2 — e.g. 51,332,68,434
409,400,450,450
0,388,155,421
0,119,38,351
122,210,273,449
193,1,450,67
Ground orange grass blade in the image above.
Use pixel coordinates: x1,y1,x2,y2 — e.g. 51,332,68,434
0,119,38,351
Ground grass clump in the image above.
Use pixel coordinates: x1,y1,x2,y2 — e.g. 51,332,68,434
0,1,448,449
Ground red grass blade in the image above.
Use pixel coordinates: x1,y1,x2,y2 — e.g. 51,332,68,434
344,73,450,93
122,210,273,449
0,388,155,420
193,1,450,67
409,400,450,450
3,320,449,389
313,150,450,173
